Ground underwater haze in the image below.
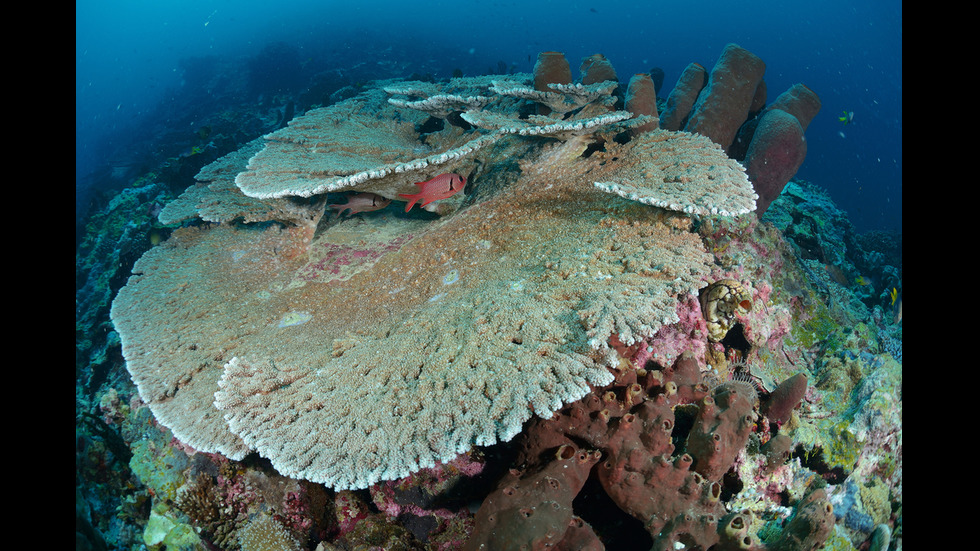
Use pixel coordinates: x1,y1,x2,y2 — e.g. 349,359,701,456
76,0,902,233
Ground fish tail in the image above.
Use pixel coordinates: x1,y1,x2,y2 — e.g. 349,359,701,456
399,193,419,212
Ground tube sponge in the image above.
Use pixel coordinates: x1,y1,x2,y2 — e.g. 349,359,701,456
744,108,807,215
762,372,809,426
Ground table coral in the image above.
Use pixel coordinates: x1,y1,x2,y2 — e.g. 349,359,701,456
75,42,905,551
159,138,326,227
100,47,898,551
112,71,760,491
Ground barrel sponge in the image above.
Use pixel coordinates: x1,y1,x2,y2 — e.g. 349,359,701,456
580,53,618,85
744,108,807,215
533,51,572,92
533,51,572,116
649,67,665,95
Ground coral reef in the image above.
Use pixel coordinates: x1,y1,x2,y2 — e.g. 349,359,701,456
76,181,175,391
112,66,758,492
78,46,900,551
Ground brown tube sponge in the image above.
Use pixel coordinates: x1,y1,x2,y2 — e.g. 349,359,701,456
465,446,600,551
768,83,822,131
660,62,707,131
533,51,572,116
580,53,618,85
684,43,766,151
533,51,572,92
761,433,795,472
744,108,807,215
625,73,659,135
762,372,809,425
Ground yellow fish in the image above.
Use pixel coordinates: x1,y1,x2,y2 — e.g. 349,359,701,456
855,275,869,286
889,287,901,324
838,110,854,125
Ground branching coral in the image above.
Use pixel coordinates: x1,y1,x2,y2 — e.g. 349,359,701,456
175,473,245,549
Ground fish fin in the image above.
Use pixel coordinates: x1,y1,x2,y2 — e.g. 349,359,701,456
398,193,419,212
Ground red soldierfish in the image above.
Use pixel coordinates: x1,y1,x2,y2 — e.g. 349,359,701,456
399,173,466,212
328,192,392,216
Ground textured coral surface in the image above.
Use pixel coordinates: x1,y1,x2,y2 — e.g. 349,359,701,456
79,47,899,551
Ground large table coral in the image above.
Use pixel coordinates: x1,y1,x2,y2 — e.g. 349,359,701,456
111,72,759,491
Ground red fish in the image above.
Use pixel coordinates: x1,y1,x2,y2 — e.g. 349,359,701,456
328,192,392,216
399,173,466,212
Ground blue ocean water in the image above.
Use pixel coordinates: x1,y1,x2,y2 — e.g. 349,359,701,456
76,0,902,232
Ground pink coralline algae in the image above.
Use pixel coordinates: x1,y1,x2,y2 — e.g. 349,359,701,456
638,292,711,368
369,453,485,528
295,232,415,283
